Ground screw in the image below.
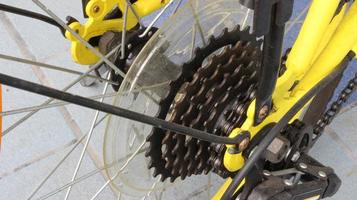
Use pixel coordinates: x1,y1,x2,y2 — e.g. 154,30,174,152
127,44,132,50
291,152,301,162
263,170,271,176
93,5,100,13
318,171,327,178
284,179,293,186
258,105,269,120
239,138,250,152
299,163,307,169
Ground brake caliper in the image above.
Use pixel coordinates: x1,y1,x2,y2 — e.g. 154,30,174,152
65,0,169,65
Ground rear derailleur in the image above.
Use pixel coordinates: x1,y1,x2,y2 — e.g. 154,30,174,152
240,120,341,200
245,154,341,200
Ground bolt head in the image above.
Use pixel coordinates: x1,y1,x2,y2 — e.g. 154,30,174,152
263,170,271,176
258,105,269,120
239,138,250,151
299,163,307,169
284,179,293,186
291,152,301,162
93,5,100,13
127,44,133,50
318,171,327,178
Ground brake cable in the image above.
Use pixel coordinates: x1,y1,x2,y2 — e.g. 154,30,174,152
0,72,249,145
0,3,65,34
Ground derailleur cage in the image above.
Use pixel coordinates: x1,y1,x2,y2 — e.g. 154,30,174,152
246,154,341,200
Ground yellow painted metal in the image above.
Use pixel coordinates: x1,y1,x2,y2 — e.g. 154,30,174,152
131,0,171,16
65,0,168,65
304,195,321,200
285,0,340,79
294,1,357,94
222,0,357,174
223,96,311,171
269,0,341,106
212,178,245,200
311,5,346,64
353,43,357,57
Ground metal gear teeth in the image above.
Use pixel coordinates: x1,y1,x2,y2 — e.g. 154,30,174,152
145,25,262,182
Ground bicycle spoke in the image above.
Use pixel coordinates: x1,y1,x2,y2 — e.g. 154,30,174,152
0,53,117,85
34,146,148,200
285,2,310,34
2,45,120,137
33,0,167,108
36,164,112,200
172,0,184,14
26,113,109,200
1,81,168,116
126,0,144,28
188,2,206,46
141,179,160,200
121,2,129,60
241,9,251,29
207,173,212,198
1,93,115,116
116,192,122,200
0,139,76,180
90,141,146,200
156,182,166,200
139,0,175,38
190,24,197,59
64,73,111,200
32,0,125,78
27,137,86,200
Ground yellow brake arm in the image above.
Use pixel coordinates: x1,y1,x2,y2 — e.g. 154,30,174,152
65,0,169,65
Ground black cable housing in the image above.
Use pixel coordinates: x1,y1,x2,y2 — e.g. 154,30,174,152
0,3,65,34
0,72,247,145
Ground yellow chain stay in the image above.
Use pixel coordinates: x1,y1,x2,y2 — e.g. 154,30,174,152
65,0,169,65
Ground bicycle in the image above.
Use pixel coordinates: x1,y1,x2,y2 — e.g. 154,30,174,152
0,0,356,199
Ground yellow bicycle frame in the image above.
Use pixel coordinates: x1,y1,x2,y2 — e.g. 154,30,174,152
214,0,357,199
65,0,169,64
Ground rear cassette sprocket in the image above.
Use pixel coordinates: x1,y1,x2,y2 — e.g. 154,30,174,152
145,26,263,182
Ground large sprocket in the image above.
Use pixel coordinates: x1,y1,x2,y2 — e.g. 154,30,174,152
145,26,262,182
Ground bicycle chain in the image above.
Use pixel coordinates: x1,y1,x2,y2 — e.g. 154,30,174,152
279,49,357,139
314,72,357,136
145,26,262,182
278,50,356,150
